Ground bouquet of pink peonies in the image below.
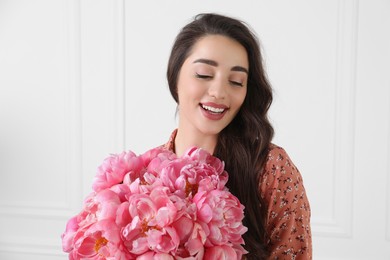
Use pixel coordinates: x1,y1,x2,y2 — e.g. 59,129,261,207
61,147,248,259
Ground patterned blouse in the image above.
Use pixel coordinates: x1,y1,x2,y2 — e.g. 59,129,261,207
162,130,312,260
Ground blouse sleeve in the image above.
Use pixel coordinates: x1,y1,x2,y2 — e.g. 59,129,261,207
259,145,312,260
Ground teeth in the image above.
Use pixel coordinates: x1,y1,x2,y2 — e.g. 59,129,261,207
202,104,225,113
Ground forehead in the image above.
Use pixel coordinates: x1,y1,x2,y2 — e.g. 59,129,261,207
186,35,249,68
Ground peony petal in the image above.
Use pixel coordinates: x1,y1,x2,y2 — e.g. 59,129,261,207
76,236,96,257
204,245,237,260
172,217,193,242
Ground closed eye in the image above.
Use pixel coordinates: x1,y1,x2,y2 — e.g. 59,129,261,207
195,73,212,79
230,80,244,87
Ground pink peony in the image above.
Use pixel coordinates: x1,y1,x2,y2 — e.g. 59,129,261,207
194,189,248,248
62,146,248,259
69,219,131,259
159,148,228,199
121,188,180,255
185,147,225,176
61,215,80,252
93,151,144,192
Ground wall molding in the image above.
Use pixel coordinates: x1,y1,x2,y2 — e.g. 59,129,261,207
0,0,83,218
0,0,126,256
112,0,126,152
386,71,390,242
0,0,127,220
66,0,83,213
0,240,63,256
311,0,358,238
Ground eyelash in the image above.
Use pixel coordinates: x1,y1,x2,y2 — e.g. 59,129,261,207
195,73,211,79
230,81,243,87
195,73,244,87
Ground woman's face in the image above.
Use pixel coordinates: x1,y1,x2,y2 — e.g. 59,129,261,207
176,34,248,137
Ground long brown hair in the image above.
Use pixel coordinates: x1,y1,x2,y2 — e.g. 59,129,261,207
167,13,274,259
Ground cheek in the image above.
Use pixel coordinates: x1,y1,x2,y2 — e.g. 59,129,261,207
234,89,247,109
178,78,203,101
176,75,190,104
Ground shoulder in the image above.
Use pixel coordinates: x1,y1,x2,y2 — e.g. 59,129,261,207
265,143,298,172
260,143,311,226
260,144,304,198
260,143,308,210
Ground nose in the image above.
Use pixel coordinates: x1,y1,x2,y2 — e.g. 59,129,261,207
208,78,226,99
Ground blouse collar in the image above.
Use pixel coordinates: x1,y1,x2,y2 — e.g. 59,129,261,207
163,129,177,152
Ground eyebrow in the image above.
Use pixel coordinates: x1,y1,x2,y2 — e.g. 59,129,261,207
193,58,248,74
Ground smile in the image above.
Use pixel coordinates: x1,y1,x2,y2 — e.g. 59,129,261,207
201,104,226,113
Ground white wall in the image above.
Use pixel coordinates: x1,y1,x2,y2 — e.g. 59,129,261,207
0,0,389,259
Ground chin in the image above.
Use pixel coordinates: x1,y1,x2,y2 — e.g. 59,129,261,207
199,125,226,136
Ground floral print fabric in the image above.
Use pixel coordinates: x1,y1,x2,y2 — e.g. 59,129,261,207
261,144,312,260
163,130,312,259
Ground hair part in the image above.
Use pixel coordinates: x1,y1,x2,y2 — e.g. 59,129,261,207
167,13,274,259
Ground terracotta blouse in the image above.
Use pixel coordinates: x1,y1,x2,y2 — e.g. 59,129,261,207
162,130,312,260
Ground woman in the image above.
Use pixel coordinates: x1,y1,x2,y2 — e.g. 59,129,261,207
163,13,312,259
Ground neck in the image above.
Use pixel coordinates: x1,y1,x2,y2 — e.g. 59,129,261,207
174,127,218,157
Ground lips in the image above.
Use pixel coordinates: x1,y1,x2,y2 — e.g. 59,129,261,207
200,102,228,120
201,104,225,113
